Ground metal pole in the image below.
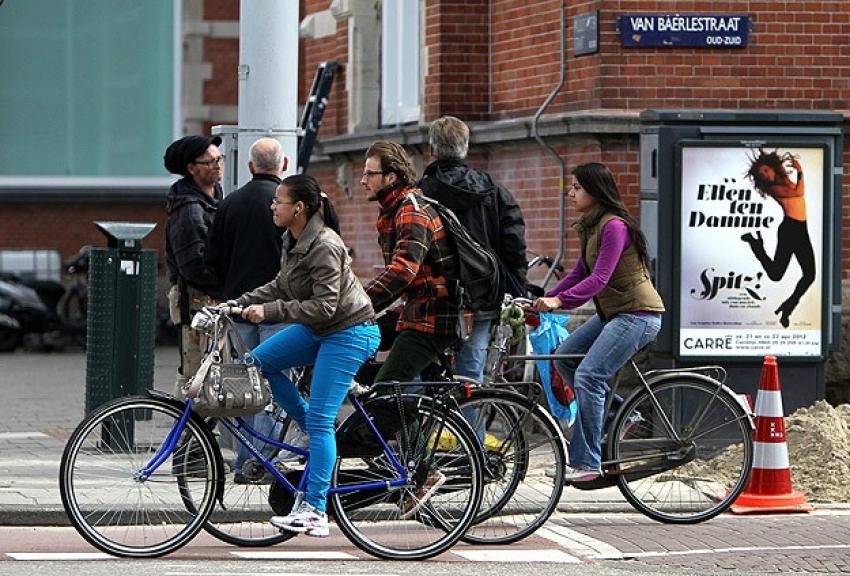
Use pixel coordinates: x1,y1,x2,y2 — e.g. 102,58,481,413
237,1,299,188
531,2,567,290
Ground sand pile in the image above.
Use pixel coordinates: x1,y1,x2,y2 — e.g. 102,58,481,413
785,400,850,503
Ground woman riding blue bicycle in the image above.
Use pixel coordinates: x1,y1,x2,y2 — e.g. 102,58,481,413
231,174,380,536
532,162,664,483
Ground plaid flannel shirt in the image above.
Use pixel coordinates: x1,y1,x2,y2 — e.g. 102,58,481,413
366,186,460,335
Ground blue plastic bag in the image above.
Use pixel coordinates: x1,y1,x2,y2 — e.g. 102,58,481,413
528,312,577,427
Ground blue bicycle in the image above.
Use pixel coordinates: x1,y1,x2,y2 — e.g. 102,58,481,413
59,312,484,560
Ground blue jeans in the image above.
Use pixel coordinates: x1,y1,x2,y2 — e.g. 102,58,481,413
553,313,662,471
454,316,493,381
454,316,494,439
252,322,380,512
232,320,287,473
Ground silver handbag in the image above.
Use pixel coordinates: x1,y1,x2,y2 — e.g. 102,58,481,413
181,311,272,417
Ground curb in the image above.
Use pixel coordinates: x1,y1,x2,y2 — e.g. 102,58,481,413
0,507,70,526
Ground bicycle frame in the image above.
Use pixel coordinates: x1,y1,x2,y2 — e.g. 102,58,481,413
141,386,464,504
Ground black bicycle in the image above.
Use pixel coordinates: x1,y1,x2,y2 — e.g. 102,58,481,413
487,296,756,523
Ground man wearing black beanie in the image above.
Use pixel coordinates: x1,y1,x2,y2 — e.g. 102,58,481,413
163,135,224,391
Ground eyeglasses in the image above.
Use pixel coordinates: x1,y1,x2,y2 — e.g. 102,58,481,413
362,170,385,178
271,198,296,207
192,156,225,167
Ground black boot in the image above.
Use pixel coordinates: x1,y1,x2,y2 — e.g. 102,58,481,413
741,231,763,245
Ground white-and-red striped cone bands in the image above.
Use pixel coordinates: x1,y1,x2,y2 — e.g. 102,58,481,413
731,356,812,514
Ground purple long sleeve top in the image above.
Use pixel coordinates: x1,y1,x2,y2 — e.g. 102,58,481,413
545,219,631,309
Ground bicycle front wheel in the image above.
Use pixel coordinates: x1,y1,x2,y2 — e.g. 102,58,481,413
458,388,566,545
609,377,753,523
330,396,484,560
59,396,220,557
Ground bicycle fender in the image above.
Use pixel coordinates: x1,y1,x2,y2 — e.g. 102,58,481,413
639,372,755,430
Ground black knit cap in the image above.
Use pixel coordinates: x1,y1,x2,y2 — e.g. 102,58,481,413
163,135,223,176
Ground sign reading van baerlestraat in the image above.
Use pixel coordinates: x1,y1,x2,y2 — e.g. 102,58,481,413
677,144,825,358
618,14,751,48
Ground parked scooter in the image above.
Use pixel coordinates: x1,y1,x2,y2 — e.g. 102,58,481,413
0,273,61,352
57,246,90,348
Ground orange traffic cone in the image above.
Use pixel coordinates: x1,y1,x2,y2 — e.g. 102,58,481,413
731,356,813,514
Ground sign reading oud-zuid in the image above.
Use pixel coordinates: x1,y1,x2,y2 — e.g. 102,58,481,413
618,14,750,48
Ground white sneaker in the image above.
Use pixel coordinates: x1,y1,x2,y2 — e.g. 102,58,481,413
276,426,309,462
563,465,602,483
270,501,329,537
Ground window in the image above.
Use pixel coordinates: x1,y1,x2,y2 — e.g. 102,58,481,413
381,0,420,125
0,250,62,282
0,0,175,178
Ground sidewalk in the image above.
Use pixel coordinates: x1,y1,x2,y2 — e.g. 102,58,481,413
0,346,184,525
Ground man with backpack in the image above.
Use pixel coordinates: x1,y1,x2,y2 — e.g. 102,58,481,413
362,140,461,385
419,116,528,382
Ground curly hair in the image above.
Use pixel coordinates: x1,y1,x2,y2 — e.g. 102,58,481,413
746,148,790,197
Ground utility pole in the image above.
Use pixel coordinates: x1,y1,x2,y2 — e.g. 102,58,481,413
216,1,299,194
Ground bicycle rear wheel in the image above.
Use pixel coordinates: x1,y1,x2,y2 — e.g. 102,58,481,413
609,377,753,523
59,396,219,557
458,388,566,544
175,413,296,547
330,395,483,560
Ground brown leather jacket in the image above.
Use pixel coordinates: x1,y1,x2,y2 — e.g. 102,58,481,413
236,213,374,336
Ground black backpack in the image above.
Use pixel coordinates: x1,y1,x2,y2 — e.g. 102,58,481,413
406,193,501,312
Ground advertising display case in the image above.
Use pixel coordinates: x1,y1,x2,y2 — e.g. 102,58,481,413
639,110,843,411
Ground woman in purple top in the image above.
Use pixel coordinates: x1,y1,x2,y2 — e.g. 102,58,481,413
532,162,664,482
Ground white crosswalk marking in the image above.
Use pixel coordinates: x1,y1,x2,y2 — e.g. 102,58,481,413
230,551,358,560
536,524,624,560
453,549,581,563
165,573,391,576
6,552,112,560
0,432,49,440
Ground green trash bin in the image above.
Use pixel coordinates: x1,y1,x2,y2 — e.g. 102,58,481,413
85,222,158,419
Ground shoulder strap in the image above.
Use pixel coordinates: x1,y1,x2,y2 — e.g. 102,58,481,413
183,330,226,398
405,192,421,212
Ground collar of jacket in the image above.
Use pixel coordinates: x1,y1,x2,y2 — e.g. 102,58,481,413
166,177,220,213
378,184,417,214
573,205,607,236
424,157,466,176
251,173,282,185
288,211,325,256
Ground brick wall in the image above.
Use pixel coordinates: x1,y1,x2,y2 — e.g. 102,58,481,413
490,0,567,119
591,0,850,111
0,204,168,273
424,0,490,120
301,0,349,136
203,37,239,106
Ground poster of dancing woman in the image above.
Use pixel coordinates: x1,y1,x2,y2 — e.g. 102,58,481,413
676,143,825,358
742,150,815,329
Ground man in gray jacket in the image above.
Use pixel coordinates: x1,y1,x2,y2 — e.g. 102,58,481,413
418,116,528,382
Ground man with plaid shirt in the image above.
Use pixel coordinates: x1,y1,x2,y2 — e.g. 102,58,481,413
361,141,461,384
